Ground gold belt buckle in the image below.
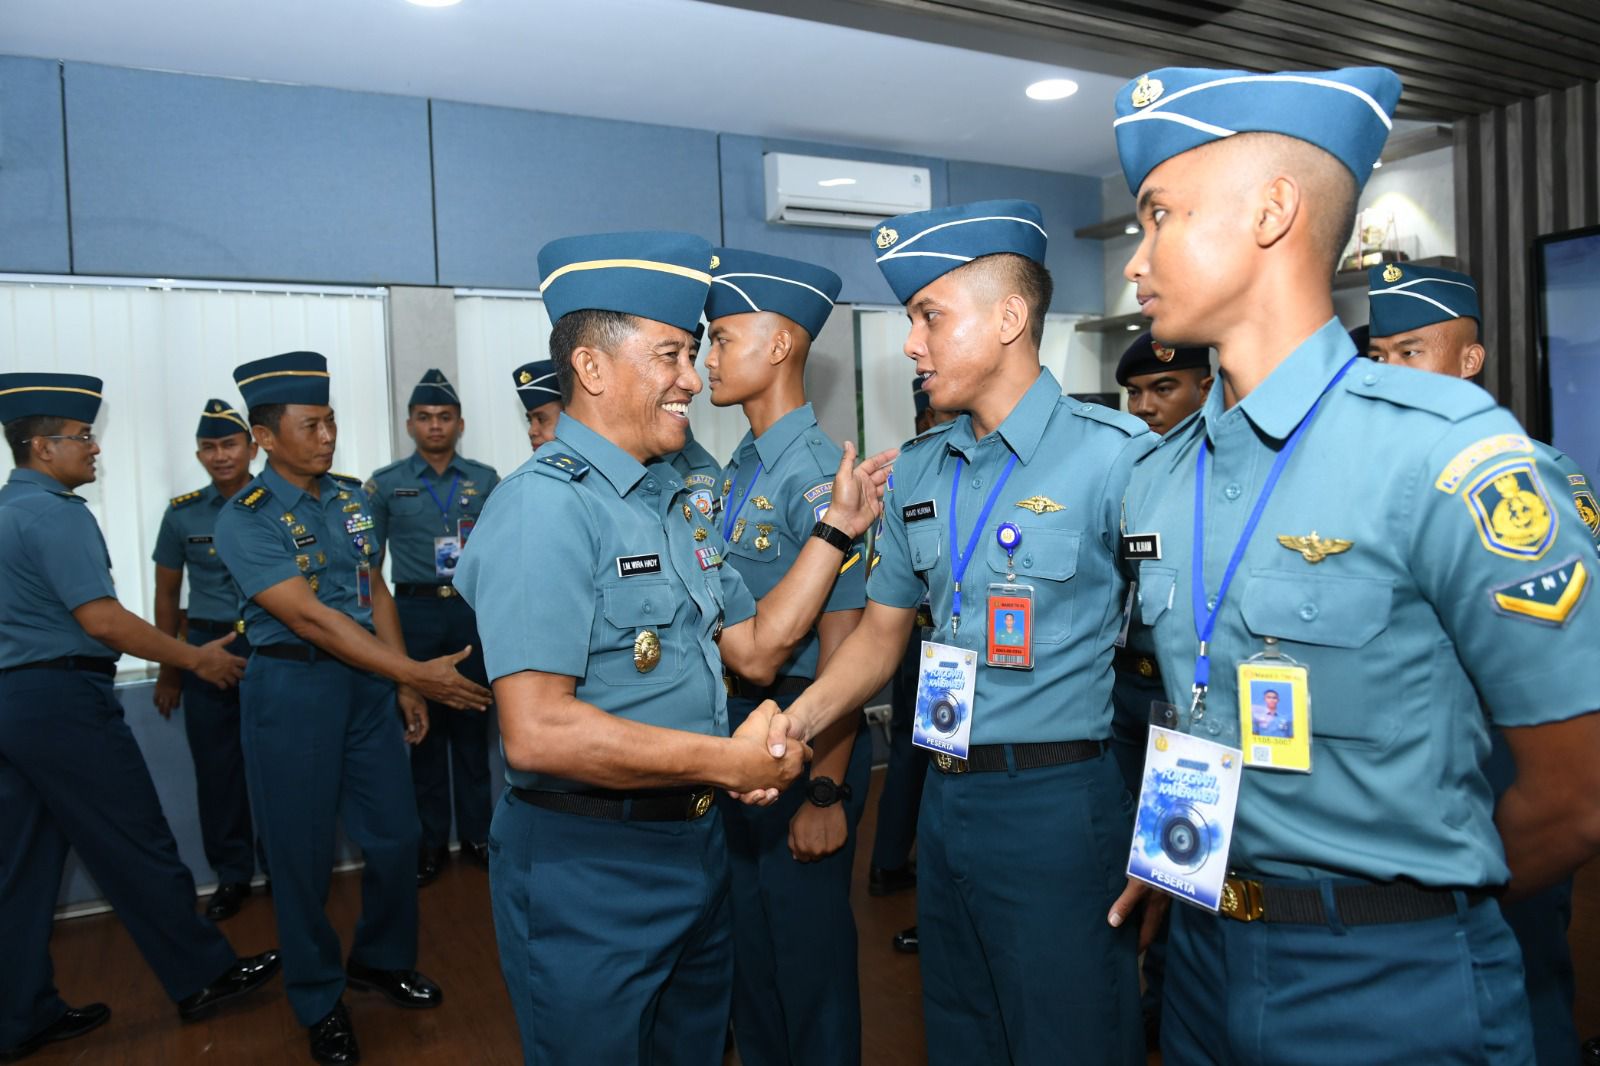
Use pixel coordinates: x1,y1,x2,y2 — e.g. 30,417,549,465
1219,877,1265,922
933,752,968,775
234,619,247,636
722,675,734,696
437,585,454,599
690,789,713,819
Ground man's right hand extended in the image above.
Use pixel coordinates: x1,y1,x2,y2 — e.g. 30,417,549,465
409,646,492,711
193,633,246,689
726,700,811,804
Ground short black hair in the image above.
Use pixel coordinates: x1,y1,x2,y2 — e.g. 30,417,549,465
963,254,1054,346
4,416,63,466
548,309,641,404
248,404,286,433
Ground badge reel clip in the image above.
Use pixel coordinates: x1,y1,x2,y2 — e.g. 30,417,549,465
985,522,1034,670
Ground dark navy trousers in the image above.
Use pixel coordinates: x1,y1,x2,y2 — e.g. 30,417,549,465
722,693,872,1066
180,624,261,884
917,749,1143,1065
0,667,237,1047
397,596,491,850
870,635,926,874
488,789,733,1065
1111,668,1170,1026
241,653,419,1026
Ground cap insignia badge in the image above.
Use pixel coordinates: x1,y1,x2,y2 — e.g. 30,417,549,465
1131,74,1164,108
710,254,721,270
1153,343,1176,362
876,226,899,250
518,370,533,385
1382,263,1403,283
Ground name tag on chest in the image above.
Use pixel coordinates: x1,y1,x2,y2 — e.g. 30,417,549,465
1121,533,1162,561
187,535,214,545
393,488,420,497
294,534,318,549
617,553,662,577
902,499,938,523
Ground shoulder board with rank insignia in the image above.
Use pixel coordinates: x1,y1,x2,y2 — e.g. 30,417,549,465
1069,400,1149,437
235,485,271,511
169,489,205,509
1346,366,1495,423
901,420,958,452
329,472,364,487
534,453,591,481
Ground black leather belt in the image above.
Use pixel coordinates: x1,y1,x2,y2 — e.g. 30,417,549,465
929,739,1107,775
723,675,809,701
1113,646,1162,682
0,656,117,678
1219,876,1489,925
253,643,323,664
394,582,459,599
511,786,716,822
187,618,242,637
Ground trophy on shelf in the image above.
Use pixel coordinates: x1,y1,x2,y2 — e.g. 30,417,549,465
1339,210,1408,274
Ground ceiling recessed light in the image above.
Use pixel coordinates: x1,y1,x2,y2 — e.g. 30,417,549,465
1026,78,1079,101
407,0,462,7
817,178,857,188
1123,223,1140,235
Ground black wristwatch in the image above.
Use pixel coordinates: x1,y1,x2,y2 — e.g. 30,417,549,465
810,520,853,554
805,776,853,808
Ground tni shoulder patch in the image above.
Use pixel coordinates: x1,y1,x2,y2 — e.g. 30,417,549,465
535,453,590,481
169,489,204,510
1489,555,1589,626
1463,458,1557,560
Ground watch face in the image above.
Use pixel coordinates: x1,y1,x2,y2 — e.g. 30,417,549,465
808,778,838,805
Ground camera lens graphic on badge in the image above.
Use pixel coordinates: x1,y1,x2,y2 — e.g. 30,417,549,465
929,695,964,736
1158,803,1210,872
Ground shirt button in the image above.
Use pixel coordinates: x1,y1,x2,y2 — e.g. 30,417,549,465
643,601,654,613
1362,372,1379,386
1022,555,1034,568
1206,595,1218,611
1223,483,1242,500
1299,603,1319,621
644,480,657,492
971,477,982,489
1205,718,1222,736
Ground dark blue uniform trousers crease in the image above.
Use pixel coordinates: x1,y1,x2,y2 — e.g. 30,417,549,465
0,668,237,1046
917,750,1143,1065
398,597,492,849
487,791,733,1066
721,693,872,1066
870,637,927,874
1161,886,1534,1066
181,625,261,884
241,655,420,1026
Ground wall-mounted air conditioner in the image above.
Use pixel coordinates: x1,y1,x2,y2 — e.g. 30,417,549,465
763,153,931,231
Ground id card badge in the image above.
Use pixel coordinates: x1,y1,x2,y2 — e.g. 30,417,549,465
912,640,978,760
1126,723,1243,911
985,583,1034,669
1237,644,1312,772
457,517,476,546
434,536,461,578
356,562,373,609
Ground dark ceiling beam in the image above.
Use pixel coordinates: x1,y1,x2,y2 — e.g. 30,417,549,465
1372,0,1600,55
1306,0,1600,78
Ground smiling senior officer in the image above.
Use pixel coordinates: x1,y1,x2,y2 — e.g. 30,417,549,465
453,229,892,1066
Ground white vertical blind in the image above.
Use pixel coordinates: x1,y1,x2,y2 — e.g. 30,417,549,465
0,277,392,674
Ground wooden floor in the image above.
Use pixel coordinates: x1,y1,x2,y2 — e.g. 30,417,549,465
27,768,1600,1064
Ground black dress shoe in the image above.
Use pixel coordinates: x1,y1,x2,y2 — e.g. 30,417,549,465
869,864,916,897
177,950,282,1022
205,880,252,921
0,1004,110,1062
892,924,919,954
459,841,490,869
309,1001,360,1065
416,846,447,887
345,961,443,1009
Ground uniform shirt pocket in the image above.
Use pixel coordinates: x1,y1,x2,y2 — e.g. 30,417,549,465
907,524,942,573
1138,564,1177,626
596,578,683,686
388,492,427,518
986,526,1081,643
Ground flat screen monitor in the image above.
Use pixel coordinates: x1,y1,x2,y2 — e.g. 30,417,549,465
1535,224,1600,485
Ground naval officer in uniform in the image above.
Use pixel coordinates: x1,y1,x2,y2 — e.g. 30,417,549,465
762,200,1159,1064
0,374,280,1062
152,398,266,920
1109,65,1600,1063
1367,262,1598,1066
452,230,891,1066
214,351,492,1065
513,359,562,452
366,369,499,884
704,247,871,1066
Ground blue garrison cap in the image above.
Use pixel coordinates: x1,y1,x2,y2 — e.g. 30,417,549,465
913,375,930,416
0,372,103,425
196,398,250,438
537,231,713,334
513,359,561,411
1366,262,1481,339
1116,332,1211,385
706,248,842,340
233,351,330,409
1113,67,1402,194
409,368,460,408
872,199,1048,306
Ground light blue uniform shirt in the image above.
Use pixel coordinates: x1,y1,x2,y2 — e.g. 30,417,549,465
665,429,721,516
868,367,1157,744
214,464,379,647
1124,318,1600,887
365,452,499,584
454,414,758,791
0,469,118,666
1540,443,1600,557
718,403,866,679
152,483,242,622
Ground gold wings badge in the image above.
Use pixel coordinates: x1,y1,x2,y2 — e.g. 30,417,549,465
1015,496,1064,515
1276,532,1353,564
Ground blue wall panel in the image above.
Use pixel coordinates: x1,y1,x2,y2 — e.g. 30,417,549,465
947,161,1104,315
63,63,435,285
0,57,71,273
718,134,949,307
433,102,721,289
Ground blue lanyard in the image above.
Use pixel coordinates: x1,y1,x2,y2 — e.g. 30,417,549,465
421,472,461,531
1189,356,1357,716
722,461,764,543
948,453,1019,634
